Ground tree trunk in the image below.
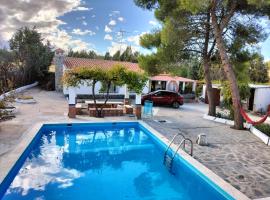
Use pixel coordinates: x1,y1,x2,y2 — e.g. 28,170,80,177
91,80,100,117
202,11,216,116
100,82,111,116
210,8,244,129
203,59,216,116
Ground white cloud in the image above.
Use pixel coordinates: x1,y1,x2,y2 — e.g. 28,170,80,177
91,14,95,18
109,10,120,17
104,25,112,33
46,29,94,52
76,16,86,20
109,20,116,26
82,21,87,26
0,0,97,52
104,34,113,41
73,6,91,11
118,17,124,22
126,32,147,46
108,42,138,55
149,20,158,26
72,28,95,36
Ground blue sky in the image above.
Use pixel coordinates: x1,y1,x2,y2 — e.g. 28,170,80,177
57,0,158,55
0,0,269,60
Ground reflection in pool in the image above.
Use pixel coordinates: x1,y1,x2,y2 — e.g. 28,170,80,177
0,123,235,200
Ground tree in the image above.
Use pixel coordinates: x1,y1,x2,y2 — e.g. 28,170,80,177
68,49,98,59
0,49,17,94
136,0,270,129
63,65,147,117
104,52,111,60
248,53,269,83
9,27,53,84
135,1,218,116
112,50,121,61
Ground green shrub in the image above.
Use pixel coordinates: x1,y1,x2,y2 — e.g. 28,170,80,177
255,123,270,137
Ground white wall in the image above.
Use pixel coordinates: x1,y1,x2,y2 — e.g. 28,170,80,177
64,80,150,96
253,88,270,112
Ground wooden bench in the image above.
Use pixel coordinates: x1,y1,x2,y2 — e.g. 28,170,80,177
89,108,124,117
75,103,88,115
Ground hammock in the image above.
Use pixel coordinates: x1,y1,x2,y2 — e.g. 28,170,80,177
240,107,270,125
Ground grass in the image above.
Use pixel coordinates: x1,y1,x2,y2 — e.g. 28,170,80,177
255,123,270,137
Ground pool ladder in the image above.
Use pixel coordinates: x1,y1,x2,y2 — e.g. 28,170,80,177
163,132,193,173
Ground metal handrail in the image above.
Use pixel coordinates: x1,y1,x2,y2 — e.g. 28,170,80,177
163,132,185,164
164,138,193,173
171,138,193,162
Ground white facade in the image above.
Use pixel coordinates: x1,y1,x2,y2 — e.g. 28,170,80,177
63,63,150,96
253,87,270,112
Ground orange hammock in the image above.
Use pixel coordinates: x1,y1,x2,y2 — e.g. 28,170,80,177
240,107,270,125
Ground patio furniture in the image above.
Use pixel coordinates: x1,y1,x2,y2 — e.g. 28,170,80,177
124,105,133,114
89,108,124,117
143,100,153,117
85,100,124,109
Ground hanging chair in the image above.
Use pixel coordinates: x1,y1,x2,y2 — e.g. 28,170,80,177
240,107,270,126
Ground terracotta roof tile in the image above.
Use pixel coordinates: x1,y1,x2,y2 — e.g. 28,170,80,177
64,57,143,73
150,74,196,82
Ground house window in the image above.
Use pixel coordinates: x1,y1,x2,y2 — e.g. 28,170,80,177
109,84,118,93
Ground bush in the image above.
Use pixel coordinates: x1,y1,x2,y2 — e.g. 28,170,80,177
216,110,233,120
255,123,270,137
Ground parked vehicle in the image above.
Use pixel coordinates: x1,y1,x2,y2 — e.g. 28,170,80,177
141,90,184,108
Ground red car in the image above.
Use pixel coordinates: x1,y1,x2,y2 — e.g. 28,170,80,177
141,90,184,108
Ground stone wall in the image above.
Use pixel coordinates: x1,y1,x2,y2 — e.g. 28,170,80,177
54,49,64,92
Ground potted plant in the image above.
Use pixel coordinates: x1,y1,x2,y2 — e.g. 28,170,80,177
15,95,36,104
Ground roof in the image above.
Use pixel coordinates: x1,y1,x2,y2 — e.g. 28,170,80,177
150,74,196,83
64,57,143,73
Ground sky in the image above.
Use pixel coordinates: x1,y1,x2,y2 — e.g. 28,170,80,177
0,0,269,60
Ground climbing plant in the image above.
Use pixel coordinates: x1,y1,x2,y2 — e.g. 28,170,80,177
63,65,147,117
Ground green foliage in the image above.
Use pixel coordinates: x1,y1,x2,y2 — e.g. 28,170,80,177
138,54,161,75
9,27,53,83
248,53,269,83
112,51,121,61
255,123,270,137
68,49,99,59
140,32,161,49
111,46,139,63
63,65,147,94
104,52,111,60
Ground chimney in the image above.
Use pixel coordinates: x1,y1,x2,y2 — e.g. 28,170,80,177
54,48,65,92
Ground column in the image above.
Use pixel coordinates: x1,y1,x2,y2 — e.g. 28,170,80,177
68,87,77,118
135,93,142,120
182,82,186,93
124,84,129,105
192,81,196,92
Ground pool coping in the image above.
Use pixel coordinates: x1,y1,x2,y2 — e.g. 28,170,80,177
0,120,251,200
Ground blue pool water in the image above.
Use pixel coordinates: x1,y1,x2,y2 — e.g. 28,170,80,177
0,122,235,200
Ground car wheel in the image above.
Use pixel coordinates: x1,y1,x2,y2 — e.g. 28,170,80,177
172,101,180,109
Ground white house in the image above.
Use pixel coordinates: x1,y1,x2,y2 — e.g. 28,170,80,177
54,49,149,97
201,83,270,113
54,50,197,98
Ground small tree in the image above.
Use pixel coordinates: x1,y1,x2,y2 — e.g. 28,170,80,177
9,27,53,84
63,65,147,117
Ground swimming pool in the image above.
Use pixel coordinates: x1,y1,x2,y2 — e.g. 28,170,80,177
0,122,242,200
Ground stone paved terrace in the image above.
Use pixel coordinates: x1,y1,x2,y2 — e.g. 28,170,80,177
144,105,270,199
0,87,270,199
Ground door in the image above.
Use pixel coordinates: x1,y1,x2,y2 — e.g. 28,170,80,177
248,88,255,111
